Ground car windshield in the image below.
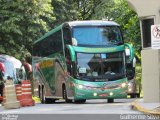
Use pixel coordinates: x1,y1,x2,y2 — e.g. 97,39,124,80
73,26,123,46
76,52,125,82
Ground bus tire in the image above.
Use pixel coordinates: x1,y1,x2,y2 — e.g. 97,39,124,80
108,98,114,103
74,99,86,104
45,98,56,104
136,93,140,98
130,94,136,98
38,85,41,98
63,85,72,103
40,86,56,104
41,85,45,104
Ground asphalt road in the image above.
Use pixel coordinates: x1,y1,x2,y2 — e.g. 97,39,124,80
0,98,142,114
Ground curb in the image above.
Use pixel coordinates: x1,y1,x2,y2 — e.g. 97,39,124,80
131,101,160,115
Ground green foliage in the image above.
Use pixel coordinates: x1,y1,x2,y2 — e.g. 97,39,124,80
0,0,55,58
135,63,142,93
52,0,102,26
52,0,78,25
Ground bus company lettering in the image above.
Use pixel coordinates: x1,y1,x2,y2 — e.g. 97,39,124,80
102,82,120,88
82,48,117,53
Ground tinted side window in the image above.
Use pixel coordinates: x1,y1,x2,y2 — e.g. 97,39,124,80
63,27,72,45
46,31,63,56
38,30,63,57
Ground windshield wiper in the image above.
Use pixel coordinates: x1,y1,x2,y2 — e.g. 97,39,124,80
104,73,125,81
76,73,125,81
76,76,105,81
113,42,123,45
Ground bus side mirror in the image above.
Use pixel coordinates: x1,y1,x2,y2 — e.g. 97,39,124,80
124,43,134,62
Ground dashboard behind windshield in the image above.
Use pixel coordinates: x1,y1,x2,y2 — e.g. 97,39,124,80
76,52,125,82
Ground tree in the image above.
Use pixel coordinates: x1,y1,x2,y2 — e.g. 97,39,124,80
52,0,79,26
0,0,55,58
52,0,103,26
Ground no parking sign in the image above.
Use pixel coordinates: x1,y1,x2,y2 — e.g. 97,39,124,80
151,25,160,49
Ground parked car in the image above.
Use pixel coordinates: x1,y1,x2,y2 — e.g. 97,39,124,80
0,55,26,103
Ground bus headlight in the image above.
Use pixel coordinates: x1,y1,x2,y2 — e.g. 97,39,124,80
78,84,83,89
128,88,132,92
128,83,131,86
121,83,126,88
109,92,113,96
93,93,97,96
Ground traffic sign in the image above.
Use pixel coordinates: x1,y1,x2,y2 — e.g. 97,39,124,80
151,25,160,49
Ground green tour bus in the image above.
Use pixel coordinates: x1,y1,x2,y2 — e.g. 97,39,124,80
33,20,134,103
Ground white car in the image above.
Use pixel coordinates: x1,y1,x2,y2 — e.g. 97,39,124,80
0,54,26,83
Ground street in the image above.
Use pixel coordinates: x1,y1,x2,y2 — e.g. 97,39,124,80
0,98,142,114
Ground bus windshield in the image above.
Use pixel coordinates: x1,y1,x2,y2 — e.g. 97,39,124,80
73,26,123,46
76,52,125,82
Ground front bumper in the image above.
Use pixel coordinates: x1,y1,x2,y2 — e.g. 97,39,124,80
73,78,128,100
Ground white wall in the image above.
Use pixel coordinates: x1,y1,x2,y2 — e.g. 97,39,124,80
126,0,160,24
141,49,160,102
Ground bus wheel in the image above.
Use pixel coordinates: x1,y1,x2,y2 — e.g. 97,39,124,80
38,85,41,98
45,98,56,104
74,99,86,104
41,86,45,104
108,99,114,103
130,94,136,98
136,93,140,98
63,86,72,103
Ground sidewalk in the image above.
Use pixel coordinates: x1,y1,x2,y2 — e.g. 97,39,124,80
131,99,160,115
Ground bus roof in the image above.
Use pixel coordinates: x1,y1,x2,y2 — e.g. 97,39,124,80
34,20,119,44
67,20,119,27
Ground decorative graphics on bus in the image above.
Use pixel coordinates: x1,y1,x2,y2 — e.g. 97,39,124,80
39,60,54,68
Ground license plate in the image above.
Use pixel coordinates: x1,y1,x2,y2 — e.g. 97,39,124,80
99,94,108,97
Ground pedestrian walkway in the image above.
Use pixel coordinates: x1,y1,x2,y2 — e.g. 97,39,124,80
131,99,160,115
